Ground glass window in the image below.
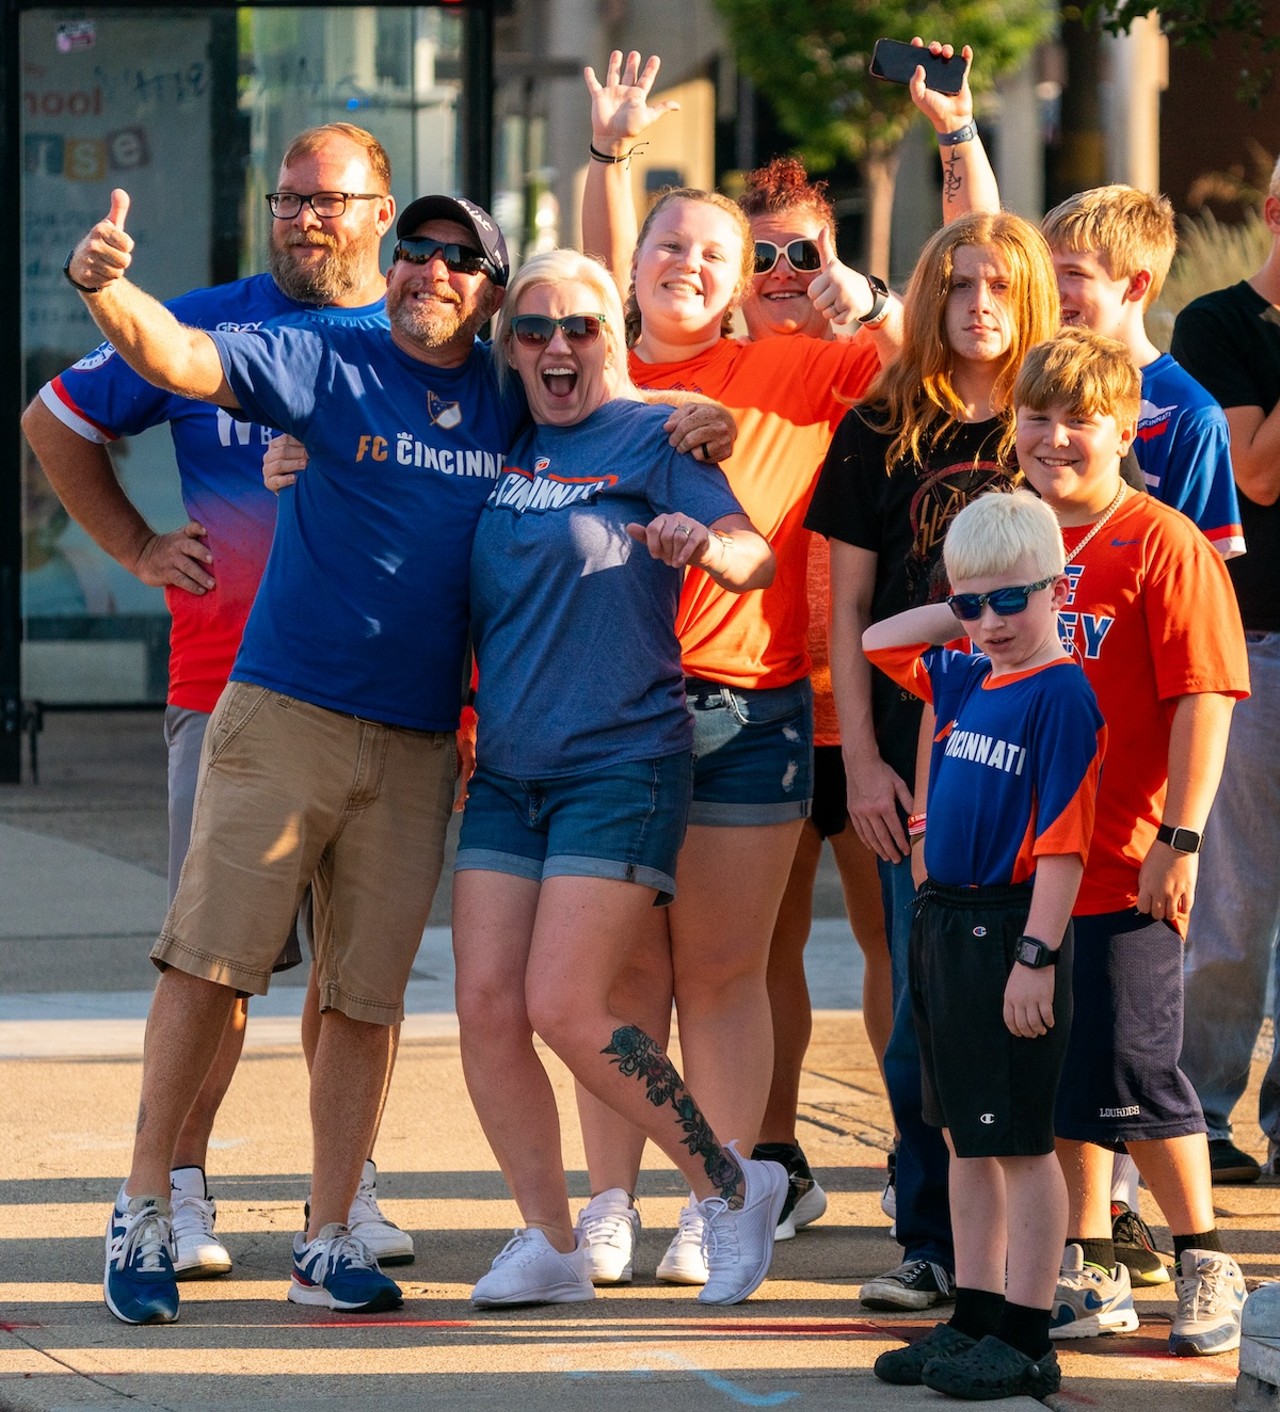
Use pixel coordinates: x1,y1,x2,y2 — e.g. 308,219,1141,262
20,6,466,704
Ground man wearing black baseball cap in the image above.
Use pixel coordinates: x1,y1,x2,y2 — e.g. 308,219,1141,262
62,187,523,1326
394,193,510,286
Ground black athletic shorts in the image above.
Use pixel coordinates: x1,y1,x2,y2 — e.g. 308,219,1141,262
911,880,1073,1158
811,745,849,840
1054,908,1206,1148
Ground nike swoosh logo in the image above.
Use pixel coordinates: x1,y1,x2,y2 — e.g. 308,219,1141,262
1110,538,1140,547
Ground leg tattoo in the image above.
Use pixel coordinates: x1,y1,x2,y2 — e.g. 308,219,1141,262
602,1025,742,1203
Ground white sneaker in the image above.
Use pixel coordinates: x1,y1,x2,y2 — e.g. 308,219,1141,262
1169,1249,1246,1356
575,1188,640,1284
347,1160,415,1266
697,1144,789,1305
656,1195,708,1285
1049,1244,1139,1339
169,1166,231,1279
471,1228,596,1308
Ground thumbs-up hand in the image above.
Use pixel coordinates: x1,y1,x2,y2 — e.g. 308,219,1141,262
806,224,874,329
66,187,135,294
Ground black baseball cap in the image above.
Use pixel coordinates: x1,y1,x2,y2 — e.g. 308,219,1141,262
395,195,509,287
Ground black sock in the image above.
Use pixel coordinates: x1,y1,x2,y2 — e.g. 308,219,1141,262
1173,1229,1223,1261
996,1301,1052,1359
949,1286,1005,1341
1071,1237,1115,1272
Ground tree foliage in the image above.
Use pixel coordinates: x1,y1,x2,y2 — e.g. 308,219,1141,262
1084,1,1277,103
711,0,1052,171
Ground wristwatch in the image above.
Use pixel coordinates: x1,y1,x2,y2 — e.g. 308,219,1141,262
858,274,890,327
63,248,101,294
1014,935,1060,969
1156,823,1202,854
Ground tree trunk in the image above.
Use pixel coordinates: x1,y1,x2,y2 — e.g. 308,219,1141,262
861,147,900,278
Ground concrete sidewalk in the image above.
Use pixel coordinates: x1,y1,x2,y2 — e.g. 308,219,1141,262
1,712,1276,1411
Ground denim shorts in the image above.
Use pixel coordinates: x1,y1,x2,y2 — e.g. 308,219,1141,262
685,676,813,827
454,752,693,905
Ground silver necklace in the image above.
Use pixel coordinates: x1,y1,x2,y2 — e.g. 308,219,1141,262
1064,482,1127,561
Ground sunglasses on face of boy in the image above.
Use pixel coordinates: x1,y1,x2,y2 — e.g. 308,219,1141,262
393,237,494,278
753,239,823,276
946,575,1057,621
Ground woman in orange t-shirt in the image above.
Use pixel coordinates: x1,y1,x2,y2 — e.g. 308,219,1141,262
571,51,893,1287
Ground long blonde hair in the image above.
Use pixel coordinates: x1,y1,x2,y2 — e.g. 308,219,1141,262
870,212,1059,471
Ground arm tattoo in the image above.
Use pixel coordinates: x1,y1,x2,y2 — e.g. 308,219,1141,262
943,148,963,205
602,1025,742,1202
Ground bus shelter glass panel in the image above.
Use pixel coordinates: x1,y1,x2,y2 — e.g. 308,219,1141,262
20,6,464,705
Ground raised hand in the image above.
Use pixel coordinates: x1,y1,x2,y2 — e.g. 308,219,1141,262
68,188,134,292
583,50,680,149
908,37,975,134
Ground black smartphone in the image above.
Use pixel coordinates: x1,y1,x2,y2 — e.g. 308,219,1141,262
869,38,965,95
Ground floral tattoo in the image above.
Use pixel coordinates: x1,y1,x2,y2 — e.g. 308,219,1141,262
602,1025,741,1202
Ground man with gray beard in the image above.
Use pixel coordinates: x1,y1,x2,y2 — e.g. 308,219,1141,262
20,123,410,1280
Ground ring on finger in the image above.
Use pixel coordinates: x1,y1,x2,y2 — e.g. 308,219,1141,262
675,524,691,537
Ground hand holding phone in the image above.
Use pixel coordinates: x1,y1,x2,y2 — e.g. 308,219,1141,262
870,38,966,95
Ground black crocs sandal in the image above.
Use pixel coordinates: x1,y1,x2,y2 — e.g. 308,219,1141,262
874,1321,976,1386
922,1334,1062,1401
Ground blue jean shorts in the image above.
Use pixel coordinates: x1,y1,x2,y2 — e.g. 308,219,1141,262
685,676,813,827
454,752,692,905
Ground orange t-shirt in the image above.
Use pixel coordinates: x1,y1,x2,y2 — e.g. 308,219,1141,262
1062,492,1249,925
629,334,880,690
806,532,840,745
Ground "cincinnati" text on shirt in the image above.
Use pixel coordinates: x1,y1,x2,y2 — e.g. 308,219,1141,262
942,728,1027,774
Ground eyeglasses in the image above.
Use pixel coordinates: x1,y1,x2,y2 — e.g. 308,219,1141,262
753,238,823,276
392,237,493,277
509,314,606,348
946,575,1057,621
266,191,384,220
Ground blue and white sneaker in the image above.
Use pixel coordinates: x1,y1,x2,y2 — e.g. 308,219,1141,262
1169,1249,1246,1356
103,1192,179,1325
1049,1243,1139,1339
288,1222,403,1313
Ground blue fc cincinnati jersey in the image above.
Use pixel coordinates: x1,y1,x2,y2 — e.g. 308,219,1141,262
868,643,1106,887
210,323,526,731
39,273,389,712
1136,353,1244,558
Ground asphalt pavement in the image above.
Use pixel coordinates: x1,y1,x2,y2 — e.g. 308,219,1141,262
1,710,1276,1411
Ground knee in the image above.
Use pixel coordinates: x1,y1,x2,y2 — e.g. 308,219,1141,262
525,981,583,1058
456,965,530,1044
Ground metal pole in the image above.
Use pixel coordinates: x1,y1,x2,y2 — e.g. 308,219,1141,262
1,0,24,784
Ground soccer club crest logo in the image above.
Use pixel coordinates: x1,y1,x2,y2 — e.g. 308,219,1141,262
427,390,462,430
72,341,116,372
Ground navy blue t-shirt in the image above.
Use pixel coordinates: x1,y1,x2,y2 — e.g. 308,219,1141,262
470,399,743,777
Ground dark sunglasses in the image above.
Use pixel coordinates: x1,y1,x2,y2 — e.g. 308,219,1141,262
946,575,1057,621
393,237,492,276
509,314,606,348
753,238,822,276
